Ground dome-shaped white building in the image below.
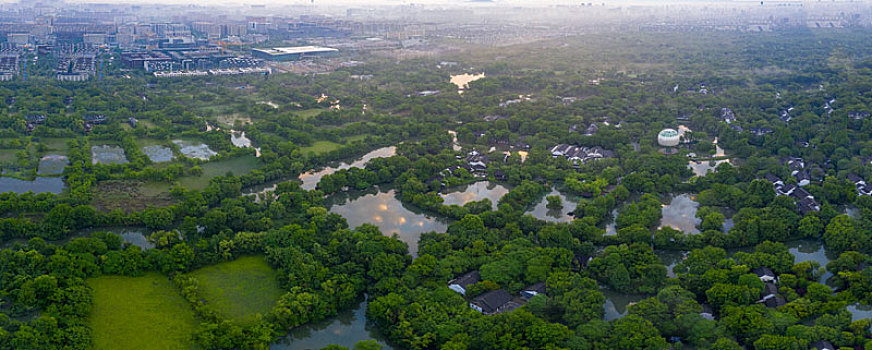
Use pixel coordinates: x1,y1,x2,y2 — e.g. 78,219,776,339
658,129,680,147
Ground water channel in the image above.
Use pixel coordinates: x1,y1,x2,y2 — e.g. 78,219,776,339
299,146,397,191
271,299,394,350
0,176,65,194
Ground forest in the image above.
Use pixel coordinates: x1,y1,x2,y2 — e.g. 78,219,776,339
1,29,872,349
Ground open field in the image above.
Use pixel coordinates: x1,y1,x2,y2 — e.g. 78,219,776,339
300,140,341,155
296,108,326,120
190,255,283,324
87,273,199,350
177,155,259,190
35,138,71,154
92,180,175,212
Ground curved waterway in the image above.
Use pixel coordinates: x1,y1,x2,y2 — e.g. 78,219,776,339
299,146,397,191
326,186,448,256
271,299,394,350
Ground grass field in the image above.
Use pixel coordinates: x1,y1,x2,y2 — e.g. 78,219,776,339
296,108,326,120
177,155,260,190
35,138,71,154
190,256,284,324
300,140,341,155
0,150,17,163
88,273,199,350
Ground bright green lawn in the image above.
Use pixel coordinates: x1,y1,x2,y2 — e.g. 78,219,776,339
296,108,325,120
190,255,284,324
177,155,260,190
87,272,199,350
300,140,341,155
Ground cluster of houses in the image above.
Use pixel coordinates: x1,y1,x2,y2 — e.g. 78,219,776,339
766,174,821,214
569,123,598,136
779,107,794,123
720,108,737,124
448,271,546,316
847,174,872,196
753,267,786,308
25,114,46,133
787,157,812,186
83,115,107,133
549,144,614,165
849,111,870,120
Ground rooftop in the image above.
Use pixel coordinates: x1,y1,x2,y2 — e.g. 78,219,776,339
252,46,338,56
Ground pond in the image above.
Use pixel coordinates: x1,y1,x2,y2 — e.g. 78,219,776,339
526,189,578,222
656,250,688,278
688,145,730,177
440,181,509,210
0,176,65,194
602,289,648,321
77,227,154,249
37,155,68,175
326,187,448,256
271,298,393,350
847,304,872,322
142,145,175,163
91,145,128,165
786,239,833,284
172,139,217,160
230,130,261,157
450,73,485,94
299,146,397,191
659,194,700,234
447,130,462,151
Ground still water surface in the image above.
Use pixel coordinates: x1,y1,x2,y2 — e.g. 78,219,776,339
326,187,448,256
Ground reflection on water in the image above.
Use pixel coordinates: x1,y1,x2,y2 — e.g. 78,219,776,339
688,145,731,177
723,218,734,233
0,176,65,194
604,209,619,236
786,239,833,284
142,145,174,163
602,289,648,321
91,145,128,165
300,146,397,191
656,250,687,278
450,73,485,94
848,304,872,322
327,187,448,256
659,194,700,234
173,140,217,160
526,189,578,222
271,299,393,350
441,181,509,210
77,227,154,249
447,130,461,151
37,155,68,175
230,130,261,157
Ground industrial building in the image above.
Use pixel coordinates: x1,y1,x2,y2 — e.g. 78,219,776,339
251,46,338,61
